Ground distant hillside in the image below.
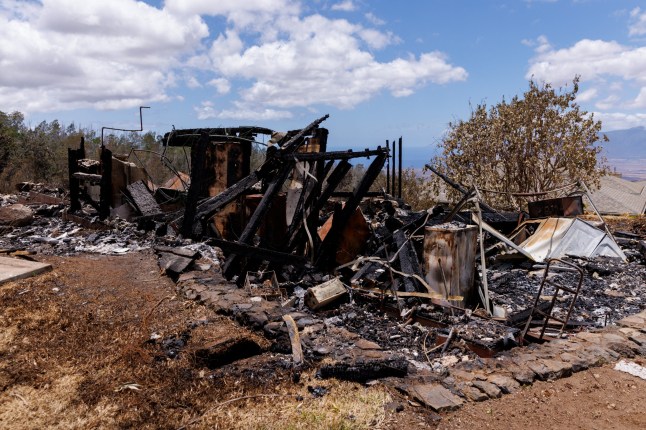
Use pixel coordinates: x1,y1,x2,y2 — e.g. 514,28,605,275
601,126,646,159
399,127,646,173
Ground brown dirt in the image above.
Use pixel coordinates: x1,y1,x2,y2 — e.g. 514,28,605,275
1,250,646,429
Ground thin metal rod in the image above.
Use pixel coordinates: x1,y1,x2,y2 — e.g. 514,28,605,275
386,140,390,194
398,136,403,199
101,106,150,147
391,139,396,196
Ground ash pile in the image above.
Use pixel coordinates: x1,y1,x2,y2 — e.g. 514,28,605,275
2,114,645,380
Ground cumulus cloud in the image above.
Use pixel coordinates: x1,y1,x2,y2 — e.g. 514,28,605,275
200,12,466,117
0,0,207,113
525,32,646,130
526,38,646,86
0,0,467,120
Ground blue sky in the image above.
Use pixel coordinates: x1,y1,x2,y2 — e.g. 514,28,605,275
1,0,645,165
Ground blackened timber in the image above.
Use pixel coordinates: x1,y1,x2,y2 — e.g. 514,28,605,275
286,159,339,251
316,153,387,269
68,143,81,212
209,239,307,265
127,180,162,217
99,147,112,220
72,172,102,182
283,129,328,254
287,160,352,251
330,191,387,198
277,148,385,161
191,171,262,222
223,162,294,278
180,115,329,234
279,114,329,153
164,126,274,147
394,230,419,293
182,132,209,237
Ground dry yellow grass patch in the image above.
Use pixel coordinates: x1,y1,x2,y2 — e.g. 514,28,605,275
190,374,392,430
0,370,119,429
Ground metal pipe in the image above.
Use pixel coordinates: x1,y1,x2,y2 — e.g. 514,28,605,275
386,139,390,194
391,138,396,196
398,136,403,199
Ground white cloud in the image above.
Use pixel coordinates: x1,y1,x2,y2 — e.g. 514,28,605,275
526,33,646,131
526,37,646,86
185,76,202,89
630,87,646,108
576,88,598,102
629,7,646,36
0,0,467,120
331,1,356,12
194,100,292,120
0,0,208,113
203,13,466,112
207,78,231,95
365,12,385,26
595,111,646,131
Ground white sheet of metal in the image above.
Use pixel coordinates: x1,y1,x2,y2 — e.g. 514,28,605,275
518,217,626,262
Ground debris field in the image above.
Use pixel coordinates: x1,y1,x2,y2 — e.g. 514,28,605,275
1,114,646,427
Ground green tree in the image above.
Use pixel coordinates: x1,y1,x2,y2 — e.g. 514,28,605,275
427,77,608,209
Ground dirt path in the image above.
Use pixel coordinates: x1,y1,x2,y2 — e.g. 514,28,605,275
1,251,645,429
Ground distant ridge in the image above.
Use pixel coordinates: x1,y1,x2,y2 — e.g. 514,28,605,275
601,126,646,159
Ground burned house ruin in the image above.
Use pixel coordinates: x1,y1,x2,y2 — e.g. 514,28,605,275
2,114,646,413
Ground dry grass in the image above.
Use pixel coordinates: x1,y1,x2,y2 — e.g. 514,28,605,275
0,252,394,429
189,374,392,430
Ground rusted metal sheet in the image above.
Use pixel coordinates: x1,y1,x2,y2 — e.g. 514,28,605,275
528,196,583,219
318,206,370,265
423,224,478,308
242,193,288,249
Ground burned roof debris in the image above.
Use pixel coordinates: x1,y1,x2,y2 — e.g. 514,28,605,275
1,114,645,415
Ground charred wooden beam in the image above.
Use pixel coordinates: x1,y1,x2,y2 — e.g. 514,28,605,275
287,159,352,252
393,229,422,293
182,131,209,237
127,180,162,217
72,172,102,183
330,191,387,198
223,162,295,278
208,239,306,265
99,146,112,220
163,126,275,147
316,153,387,269
67,137,83,212
178,115,330,236
277,148,384,161
318,357,408,382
